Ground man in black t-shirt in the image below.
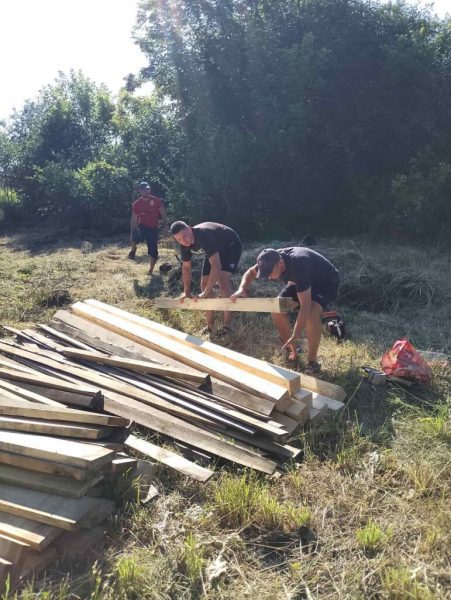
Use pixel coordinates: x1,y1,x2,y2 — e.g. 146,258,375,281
170,221,242,335
231,247,339,372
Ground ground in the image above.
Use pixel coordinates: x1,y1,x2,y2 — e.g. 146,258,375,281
0,228,449,600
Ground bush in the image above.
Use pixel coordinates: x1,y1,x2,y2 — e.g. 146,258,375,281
0,188,24,227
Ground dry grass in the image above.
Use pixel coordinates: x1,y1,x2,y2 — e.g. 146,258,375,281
0,229,450,599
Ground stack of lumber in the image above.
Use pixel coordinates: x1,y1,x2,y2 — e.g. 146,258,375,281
0,298,346,587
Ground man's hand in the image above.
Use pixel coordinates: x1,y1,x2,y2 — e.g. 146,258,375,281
178,292,192,303
282,336,298,361
193,291,209,302
230,289,247,303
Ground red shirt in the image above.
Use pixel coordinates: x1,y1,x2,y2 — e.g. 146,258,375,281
132,195,163,229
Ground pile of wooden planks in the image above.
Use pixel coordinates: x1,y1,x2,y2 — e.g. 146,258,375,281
0,298,346,588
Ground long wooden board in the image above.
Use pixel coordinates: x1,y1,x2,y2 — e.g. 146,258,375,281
71,302,288,407
81,300,300,395
0,381,63,407
0,367,99,396
0,431,115,471
102,392,276,474
0,465,103,498
0,512,60,550
60,348,210,384
155,296,298,313
0,485,115,530
125,435,214,483
0,450,101,481
0,397,128,427
293,374,346,402
0,415,111,440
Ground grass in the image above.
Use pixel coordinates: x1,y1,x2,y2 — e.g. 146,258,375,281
0,228,450,599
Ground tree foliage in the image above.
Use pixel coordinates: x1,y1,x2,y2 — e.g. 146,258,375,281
1,1,450,241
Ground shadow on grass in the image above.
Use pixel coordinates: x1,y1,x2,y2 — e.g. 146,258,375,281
133,276,165,298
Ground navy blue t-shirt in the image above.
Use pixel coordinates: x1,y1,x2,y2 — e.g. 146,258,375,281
278,247,338,292
180,222,241,262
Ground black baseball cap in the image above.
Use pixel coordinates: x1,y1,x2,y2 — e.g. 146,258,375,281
256,248,281,278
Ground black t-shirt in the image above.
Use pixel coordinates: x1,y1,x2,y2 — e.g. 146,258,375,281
180,222,241,262
278,247,338,292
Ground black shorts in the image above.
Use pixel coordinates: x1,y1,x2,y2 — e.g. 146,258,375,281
202,241,242,276
279,276,339,311
132,225,159,260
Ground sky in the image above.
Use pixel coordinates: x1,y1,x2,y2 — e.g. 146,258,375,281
0,0,449,122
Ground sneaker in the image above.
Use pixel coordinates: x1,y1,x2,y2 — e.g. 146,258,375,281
199,326,213,336
128,250,136,260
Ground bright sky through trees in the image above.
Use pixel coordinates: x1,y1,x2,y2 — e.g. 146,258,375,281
0,0,449,121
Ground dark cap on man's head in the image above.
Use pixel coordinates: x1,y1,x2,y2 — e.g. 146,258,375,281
256,248,281,278
139,181,151,190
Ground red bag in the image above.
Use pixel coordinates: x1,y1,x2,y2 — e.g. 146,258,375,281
381,339,432,384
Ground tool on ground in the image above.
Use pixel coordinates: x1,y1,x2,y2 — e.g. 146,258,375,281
361,365,415,387
321,310,346,341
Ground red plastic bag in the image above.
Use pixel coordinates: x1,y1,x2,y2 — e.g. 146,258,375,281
381,339,432,384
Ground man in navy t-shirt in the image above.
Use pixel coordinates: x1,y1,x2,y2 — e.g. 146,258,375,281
170,221,242,335
231,247,339,372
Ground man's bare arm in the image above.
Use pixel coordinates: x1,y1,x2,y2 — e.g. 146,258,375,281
230,265,258,301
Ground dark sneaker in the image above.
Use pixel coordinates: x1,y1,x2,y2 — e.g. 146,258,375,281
128,250,136,260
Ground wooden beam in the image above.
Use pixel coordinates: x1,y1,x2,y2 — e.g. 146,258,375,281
293,373,346,402
82,300,300,396
155,296,298,313
0,380,63,407
0,367,99,396
125,435,214,482
71,302,287,407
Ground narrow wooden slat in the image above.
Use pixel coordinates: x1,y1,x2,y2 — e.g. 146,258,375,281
0,512,61,550
61,348,210,385
125,434,214,482
155,296,298,313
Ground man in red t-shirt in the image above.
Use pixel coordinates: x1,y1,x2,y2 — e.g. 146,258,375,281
128,182,168,274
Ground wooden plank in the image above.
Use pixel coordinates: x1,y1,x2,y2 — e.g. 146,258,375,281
52,311,206,377
0,485,114,530
17,384,103,410
0,512,61,550
0,382,63,407
82,299,300,396
0,464,103,498
155,296,298,313
50,314,277,416
0,367,99,396
0,431,115,471
0,534,29,572
293,373,347,403
125,435,214,482
0,345,218,428
37,324,95,350
0,415,112,440
0,450,101,481
103,392,276,474
284,398,309,422
72,302,287,407
311,391,345,412
0,398,128,427
61,348,210,385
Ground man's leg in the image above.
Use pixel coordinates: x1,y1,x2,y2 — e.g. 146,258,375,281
272,312,292,344
200,275,215,331
218,271,233,329
305,301,323,363
148,257,157,275
147,229,158,275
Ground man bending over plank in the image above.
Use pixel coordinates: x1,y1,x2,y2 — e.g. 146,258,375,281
170,221,242,336
231,247,339,373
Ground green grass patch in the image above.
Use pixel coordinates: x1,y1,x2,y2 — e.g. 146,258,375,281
356,519,392,555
